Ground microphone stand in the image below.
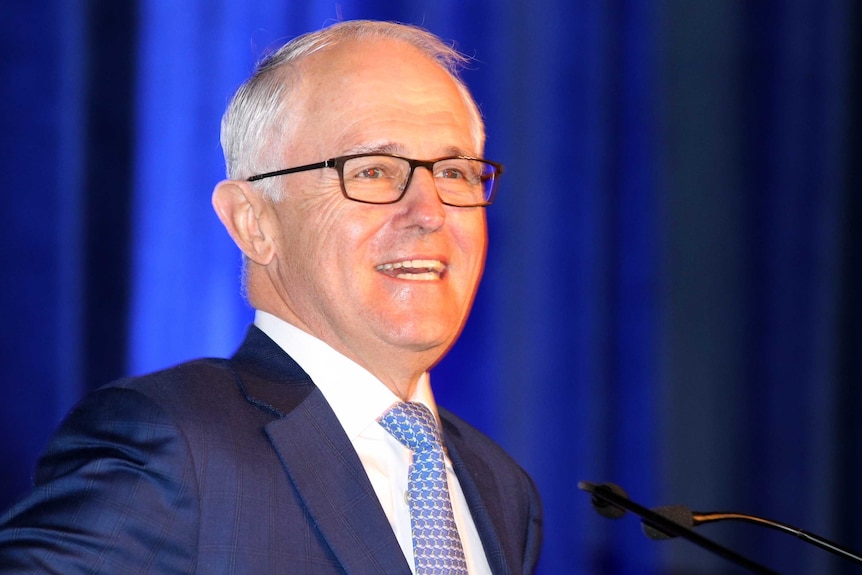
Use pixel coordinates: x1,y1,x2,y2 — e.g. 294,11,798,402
578,481,778,575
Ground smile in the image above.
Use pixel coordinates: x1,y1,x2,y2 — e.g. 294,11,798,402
375,259,447,281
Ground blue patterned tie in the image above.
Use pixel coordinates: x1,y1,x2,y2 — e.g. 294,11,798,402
379,402,469,575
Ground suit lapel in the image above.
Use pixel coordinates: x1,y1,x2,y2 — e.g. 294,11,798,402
265,391,410,574
444,422,513,575
230,327,411,574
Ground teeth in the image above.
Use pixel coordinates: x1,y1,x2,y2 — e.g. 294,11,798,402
395,271,439,281
375,259,446,279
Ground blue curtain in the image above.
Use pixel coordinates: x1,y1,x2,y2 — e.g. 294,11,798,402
2,1,859,573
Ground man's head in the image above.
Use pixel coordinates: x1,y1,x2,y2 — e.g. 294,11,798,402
220,21,487,194
212,21,493,394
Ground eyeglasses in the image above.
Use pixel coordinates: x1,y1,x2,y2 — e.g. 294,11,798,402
246,153,503,207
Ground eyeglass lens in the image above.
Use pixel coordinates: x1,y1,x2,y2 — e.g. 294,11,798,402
341,155,495,206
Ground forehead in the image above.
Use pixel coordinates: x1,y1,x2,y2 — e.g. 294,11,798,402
289,38,476,155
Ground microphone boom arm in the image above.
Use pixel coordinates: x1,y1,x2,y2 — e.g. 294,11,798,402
692,511,862,565
578,481,778,575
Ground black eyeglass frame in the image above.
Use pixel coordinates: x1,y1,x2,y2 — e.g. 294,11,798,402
246,152,504,207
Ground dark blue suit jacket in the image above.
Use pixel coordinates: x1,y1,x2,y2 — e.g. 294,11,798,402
0,326,542,573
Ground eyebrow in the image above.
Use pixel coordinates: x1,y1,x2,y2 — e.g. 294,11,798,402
350,142,402,155
343,142,473,158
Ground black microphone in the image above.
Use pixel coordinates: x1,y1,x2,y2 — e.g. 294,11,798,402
578,481,778,575
585,481,628,519
642,504,862,566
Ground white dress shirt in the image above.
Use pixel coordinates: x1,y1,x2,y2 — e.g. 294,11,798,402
254,310,491,575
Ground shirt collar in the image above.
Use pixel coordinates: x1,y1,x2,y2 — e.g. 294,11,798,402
253,310,440,439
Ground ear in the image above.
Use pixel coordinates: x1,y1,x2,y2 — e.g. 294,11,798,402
211,180,275,265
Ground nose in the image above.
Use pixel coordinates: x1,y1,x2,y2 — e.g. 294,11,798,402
400,166,446,231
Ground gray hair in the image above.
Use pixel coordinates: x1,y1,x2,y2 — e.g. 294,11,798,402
220,20,486,200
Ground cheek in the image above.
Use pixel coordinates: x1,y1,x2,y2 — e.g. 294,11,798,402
453,214,488,272
292,194,367,253
321,214,389,293
272,197,358,285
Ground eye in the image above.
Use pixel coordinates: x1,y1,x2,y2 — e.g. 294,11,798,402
357,166,386,179
345,156,405,182
436,160,482,184
438,167,466,180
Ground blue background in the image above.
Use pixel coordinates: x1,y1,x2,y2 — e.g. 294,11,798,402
2,1,860,573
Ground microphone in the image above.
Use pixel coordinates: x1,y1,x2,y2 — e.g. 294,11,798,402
642,504,862,566
578,481,778,575
584,481,627,519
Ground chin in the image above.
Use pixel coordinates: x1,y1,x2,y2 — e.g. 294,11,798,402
383,321,459,354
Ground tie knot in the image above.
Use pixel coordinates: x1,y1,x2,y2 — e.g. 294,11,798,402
379,402,441,453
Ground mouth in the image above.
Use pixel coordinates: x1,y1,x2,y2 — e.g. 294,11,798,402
375,259,447,281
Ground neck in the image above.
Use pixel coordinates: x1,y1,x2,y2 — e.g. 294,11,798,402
371,360,429,401
249,274,444,401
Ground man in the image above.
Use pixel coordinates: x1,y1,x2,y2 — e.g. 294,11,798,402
0,20,542,574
